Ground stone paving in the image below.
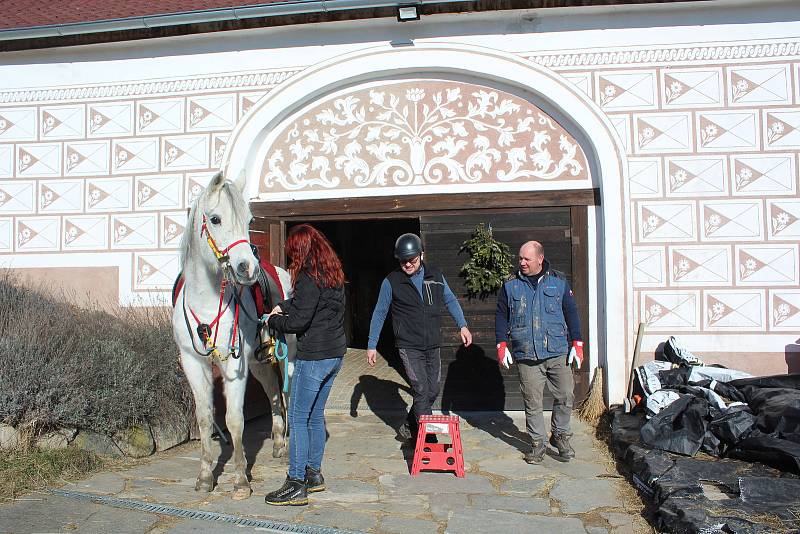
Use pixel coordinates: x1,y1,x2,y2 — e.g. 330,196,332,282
326,348,413,413
0,408,653,534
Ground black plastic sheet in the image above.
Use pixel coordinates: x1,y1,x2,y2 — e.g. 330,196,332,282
640,395,710,456
637,369,800,474
611,408,800,533
708,405,757,447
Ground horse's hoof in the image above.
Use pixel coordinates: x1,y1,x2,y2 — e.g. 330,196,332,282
272,446,286,459
232,485,252,500
195,478,214,492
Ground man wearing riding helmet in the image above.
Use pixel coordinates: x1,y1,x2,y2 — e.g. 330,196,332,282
366,233,472,441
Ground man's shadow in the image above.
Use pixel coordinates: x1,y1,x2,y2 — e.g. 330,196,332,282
350,374,413,442
440,344,529,453
787,338,800,373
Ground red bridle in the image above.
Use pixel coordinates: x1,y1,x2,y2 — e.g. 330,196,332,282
182,215,253,361
200,214,250,262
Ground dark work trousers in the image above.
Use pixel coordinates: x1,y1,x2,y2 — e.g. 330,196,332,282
398,347,441,429
517,356,574,443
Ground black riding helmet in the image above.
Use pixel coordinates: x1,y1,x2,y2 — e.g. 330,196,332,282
394,233,423,260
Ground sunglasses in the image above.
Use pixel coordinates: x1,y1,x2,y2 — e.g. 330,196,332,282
399,256,420,266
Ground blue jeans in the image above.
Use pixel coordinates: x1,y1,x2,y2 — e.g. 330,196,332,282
287,357,343,480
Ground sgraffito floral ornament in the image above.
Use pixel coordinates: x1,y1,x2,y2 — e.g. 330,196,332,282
259,80,588,193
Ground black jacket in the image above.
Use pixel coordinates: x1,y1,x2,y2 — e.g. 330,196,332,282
267,271,347,360
387,263,445,351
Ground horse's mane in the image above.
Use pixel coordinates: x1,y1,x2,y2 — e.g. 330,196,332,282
179,178,252,270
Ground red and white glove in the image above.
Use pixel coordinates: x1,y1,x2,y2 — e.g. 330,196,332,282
496,342,513,369
568,341,584,370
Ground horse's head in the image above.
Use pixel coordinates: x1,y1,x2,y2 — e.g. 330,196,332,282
183,171,259,286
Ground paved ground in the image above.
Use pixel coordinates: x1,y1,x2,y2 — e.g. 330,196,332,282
1,349,652,533
0,407,652,534
326,348,413,413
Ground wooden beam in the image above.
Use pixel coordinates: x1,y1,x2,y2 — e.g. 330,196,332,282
251,188,599,219
571,205,591,402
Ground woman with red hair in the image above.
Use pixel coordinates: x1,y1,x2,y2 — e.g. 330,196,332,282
263,224,347,506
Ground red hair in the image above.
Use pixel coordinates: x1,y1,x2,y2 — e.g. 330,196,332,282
285,224,345,289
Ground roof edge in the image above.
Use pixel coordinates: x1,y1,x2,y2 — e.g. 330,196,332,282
0,0,463,41
0,0,717,51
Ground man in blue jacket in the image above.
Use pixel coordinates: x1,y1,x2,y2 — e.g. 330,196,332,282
367,233,472,441
495,240,584,463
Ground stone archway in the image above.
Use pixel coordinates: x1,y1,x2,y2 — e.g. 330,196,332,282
223,42,630,403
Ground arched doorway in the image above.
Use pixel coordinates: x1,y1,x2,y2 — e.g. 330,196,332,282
225,42,629,404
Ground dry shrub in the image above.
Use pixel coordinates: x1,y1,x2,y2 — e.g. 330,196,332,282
0,270,192,438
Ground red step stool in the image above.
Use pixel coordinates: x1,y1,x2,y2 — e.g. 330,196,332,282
410,415,465,477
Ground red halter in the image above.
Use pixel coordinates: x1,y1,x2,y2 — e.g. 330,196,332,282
200,214,250,261
183,215,252,361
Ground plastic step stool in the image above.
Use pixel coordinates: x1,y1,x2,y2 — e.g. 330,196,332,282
410,415,465,477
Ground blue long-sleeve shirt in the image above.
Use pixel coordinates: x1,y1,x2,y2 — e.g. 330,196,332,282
495,271,582,345
368,266,467,349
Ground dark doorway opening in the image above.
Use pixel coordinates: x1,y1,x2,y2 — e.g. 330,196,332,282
287,218,420,371
272,204,589,412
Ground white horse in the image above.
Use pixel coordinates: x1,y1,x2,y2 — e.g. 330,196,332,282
172,171,293,501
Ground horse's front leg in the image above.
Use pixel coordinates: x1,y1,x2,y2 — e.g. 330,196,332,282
223,365,251,500
180,353,215,493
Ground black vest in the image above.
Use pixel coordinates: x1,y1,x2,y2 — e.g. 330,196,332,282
387,263,446,351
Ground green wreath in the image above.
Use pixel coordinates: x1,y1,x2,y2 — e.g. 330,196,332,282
459,223,513,299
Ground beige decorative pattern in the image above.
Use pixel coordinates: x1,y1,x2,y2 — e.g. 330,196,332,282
259,80,589,193
597,71,657,110
16,216,60,252
0,107,37,141
0,180,35,214
628,157,662,198
160,212,186,249
634,113,692,154
704,290,764,331
0,70,301,104
731,154,796,196
526,40,800,68
134,251,180,290
661,68,723,108
641,291,700,331
632,246,665,287
767,200,800,240
700,200,763,241
770,290,800,330
0,34,796,349
62,215,108,250
735,245,798,286
665,156,727,197
669,245,731,286
728,65,791,106
696,111,759,152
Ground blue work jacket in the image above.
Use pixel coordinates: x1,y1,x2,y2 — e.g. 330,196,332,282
505,272,570,361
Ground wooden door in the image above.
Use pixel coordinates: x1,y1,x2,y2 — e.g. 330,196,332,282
421,209,584,411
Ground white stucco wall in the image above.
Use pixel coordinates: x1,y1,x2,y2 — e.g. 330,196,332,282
1,0,798,402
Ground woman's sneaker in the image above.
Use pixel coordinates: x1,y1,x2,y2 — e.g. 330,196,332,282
305,466,325,493
265,477,308,506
